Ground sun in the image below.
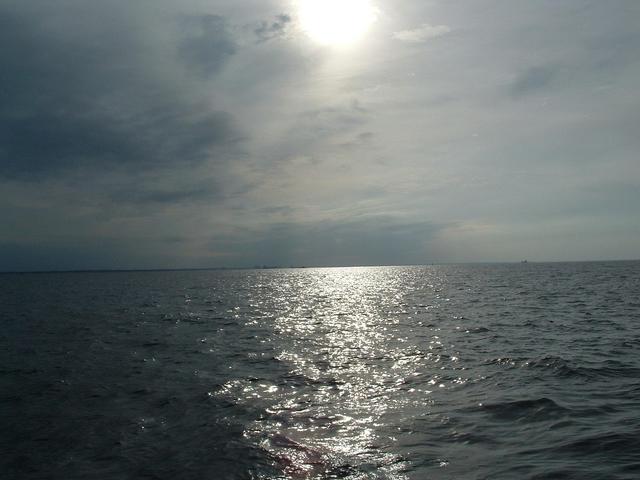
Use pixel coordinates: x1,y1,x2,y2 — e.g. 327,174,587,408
297,0,377,46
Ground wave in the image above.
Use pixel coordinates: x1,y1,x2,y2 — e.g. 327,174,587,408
524,356,640,379
474,397,570,422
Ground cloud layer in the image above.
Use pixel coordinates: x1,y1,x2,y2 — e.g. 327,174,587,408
1,0,639,270
392,23,451,43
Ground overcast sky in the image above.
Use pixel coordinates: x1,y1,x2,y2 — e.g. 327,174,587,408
1,0,639,271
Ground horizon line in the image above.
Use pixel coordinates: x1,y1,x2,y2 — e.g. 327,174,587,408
1,258,638,275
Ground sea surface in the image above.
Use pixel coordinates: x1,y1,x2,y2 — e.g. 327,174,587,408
1,262,639,479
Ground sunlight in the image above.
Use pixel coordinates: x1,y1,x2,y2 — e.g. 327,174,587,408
297,0,377,46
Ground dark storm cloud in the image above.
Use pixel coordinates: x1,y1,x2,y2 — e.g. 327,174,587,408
105,174,250,206
212,218,445,267
179,15,237,76
0,241,118,272
111,185,218,206
0,107,239,179
0,4,240,180
254,14,292,43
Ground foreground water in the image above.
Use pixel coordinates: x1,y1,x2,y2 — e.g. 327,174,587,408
1,262,639,479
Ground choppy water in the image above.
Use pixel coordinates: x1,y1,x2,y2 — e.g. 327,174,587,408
1,262,639,479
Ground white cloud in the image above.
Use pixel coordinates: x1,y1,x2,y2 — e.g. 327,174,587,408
392,23,451,43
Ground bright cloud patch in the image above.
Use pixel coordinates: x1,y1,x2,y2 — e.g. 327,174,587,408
392,23,451,43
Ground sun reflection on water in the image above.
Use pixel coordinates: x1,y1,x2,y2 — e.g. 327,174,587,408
214,266,463,478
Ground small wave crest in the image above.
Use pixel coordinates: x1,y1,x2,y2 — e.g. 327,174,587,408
475,397,570,422
524,356,640,380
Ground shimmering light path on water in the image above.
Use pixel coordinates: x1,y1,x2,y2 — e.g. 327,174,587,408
1,262,639,479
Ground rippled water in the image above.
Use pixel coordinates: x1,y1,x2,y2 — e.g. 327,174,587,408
1,262,639,479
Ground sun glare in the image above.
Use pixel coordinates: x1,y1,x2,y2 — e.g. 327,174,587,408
298,0,377,46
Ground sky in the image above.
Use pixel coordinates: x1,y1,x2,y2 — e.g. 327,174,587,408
1,0,639,271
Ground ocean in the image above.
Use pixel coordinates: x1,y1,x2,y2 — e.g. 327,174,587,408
1,262,639,479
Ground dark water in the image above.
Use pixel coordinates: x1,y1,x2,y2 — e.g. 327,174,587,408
1,262,639,479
